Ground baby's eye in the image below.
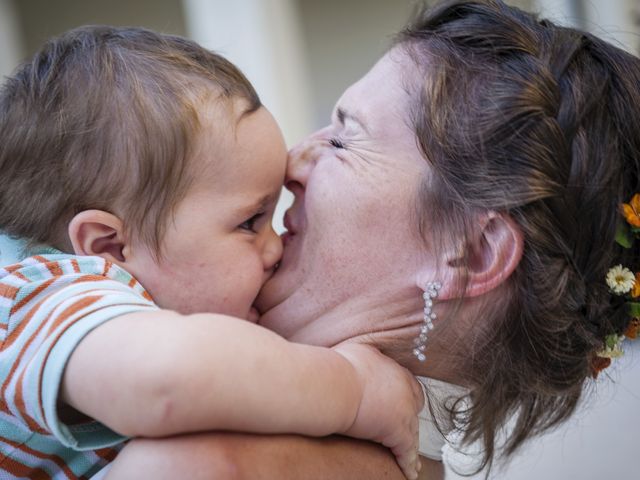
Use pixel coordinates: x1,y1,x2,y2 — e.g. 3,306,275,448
239,213,263,233
329,137,346,149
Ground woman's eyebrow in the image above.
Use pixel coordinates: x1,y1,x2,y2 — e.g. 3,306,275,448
336,107,369,134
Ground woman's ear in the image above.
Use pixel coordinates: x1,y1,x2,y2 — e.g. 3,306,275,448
68,210,127,264
416,212,523,299
457,212,523,297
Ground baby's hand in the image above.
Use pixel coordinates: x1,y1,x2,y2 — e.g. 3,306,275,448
334,343,423,480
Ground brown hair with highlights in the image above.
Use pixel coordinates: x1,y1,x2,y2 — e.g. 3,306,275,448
398,0,640,472
0,26,260,252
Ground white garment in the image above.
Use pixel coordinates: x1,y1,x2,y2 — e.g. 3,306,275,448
416,376,468,461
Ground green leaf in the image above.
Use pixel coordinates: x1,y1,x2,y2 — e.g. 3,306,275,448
627,302,640,318
605,334,618,349
616,222,634,248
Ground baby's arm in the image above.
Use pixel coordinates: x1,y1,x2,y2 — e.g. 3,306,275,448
62,310,422,477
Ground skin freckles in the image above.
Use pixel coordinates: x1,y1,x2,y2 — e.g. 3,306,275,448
256,49,436,348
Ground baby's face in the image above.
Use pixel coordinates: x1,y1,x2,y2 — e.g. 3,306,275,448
129,102,286,320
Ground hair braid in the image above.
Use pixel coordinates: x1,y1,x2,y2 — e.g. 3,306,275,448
398,0,640,472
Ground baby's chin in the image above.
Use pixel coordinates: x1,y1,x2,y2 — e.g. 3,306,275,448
253,275,277,315
247,306,260,323
254,262,294,317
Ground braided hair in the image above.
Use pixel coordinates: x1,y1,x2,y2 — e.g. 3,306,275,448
398,0,640,471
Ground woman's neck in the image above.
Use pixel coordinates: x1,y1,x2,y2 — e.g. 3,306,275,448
261,280,466,386
260,280,421,345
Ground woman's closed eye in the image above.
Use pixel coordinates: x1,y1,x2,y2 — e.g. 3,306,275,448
239,213,264,233
329,137,346,149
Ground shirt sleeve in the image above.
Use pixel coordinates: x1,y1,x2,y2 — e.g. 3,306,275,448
2,274,158,451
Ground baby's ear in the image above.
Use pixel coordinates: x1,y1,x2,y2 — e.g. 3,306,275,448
68,210,127,263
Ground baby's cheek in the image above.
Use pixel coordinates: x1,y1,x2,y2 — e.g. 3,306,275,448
239,257,268,300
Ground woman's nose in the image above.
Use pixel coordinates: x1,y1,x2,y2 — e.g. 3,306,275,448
285,127,330,189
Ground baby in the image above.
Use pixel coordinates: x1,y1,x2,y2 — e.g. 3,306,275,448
0,26,422,480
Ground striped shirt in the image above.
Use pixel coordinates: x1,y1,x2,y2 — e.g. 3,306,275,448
0,251,158,479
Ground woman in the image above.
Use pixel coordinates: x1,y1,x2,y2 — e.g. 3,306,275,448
106,0,640,478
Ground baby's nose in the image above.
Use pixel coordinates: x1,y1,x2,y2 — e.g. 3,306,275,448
263,228,283,271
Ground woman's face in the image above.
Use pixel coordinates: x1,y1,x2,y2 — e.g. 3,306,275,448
256,49,437,346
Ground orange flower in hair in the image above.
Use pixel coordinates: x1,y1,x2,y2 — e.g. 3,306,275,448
590,356,612,379
633,273,640,298
597,194,640,380
621,193,640,228
625,319,640,339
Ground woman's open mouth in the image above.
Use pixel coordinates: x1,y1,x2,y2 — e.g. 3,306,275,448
281,231,293,247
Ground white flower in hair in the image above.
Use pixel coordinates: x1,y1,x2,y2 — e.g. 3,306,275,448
597,334,626,359
606,264,635,294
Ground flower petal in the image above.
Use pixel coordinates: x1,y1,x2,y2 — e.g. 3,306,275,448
633,274,640,298
590,356,611,379
621,203,640,227
624,319,640,339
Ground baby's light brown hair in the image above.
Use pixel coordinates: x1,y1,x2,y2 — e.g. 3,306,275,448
0,25,260,252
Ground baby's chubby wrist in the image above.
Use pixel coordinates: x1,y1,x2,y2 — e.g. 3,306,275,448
330,343,423,479
330,343,372,435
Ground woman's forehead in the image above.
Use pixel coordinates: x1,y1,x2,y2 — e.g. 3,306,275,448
336,49,413,128
335,48,421,158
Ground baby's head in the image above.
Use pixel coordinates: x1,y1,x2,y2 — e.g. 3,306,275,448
0,26,286,320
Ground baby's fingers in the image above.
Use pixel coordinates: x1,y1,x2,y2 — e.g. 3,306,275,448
389,426,420,480
392,445,419,480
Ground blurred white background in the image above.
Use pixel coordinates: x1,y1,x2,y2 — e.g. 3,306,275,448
0,1,638,478
1,0,638,136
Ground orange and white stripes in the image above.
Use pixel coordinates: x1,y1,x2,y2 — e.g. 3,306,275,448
0,254,157,478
